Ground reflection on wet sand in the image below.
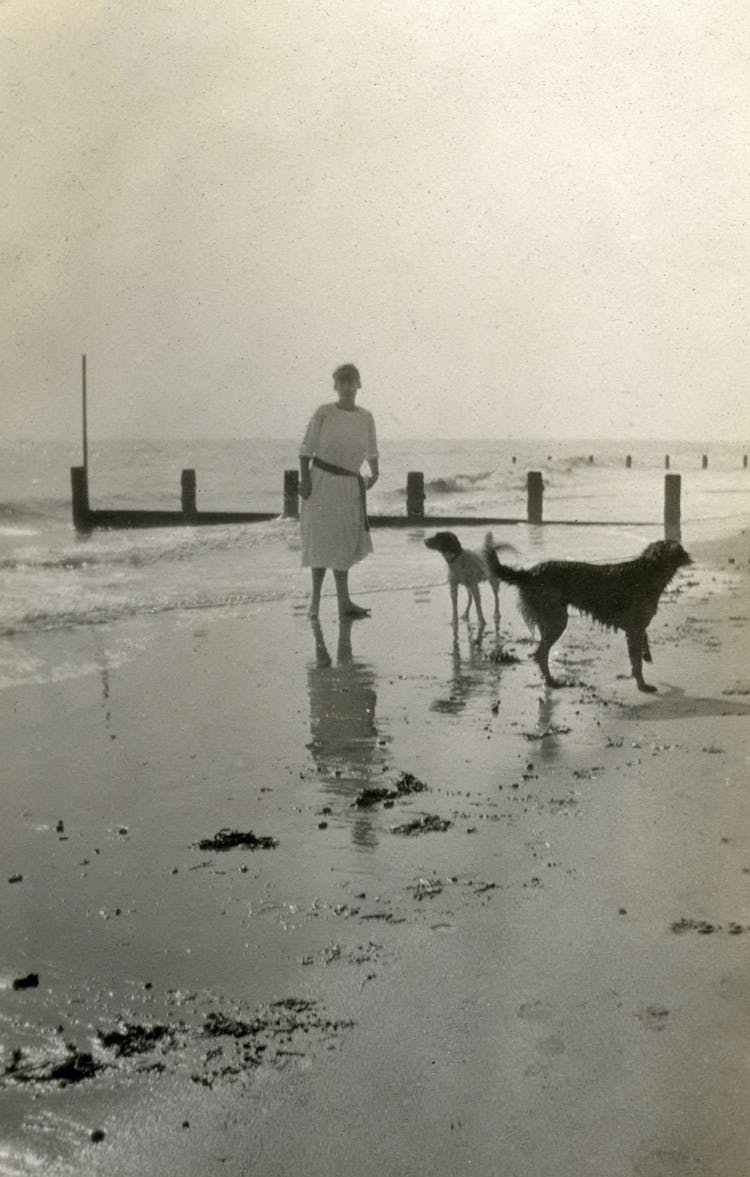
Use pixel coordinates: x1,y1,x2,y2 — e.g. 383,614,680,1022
306,618,389,848
430,626,494,716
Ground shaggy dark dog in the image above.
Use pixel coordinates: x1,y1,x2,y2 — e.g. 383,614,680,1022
483,536,692,692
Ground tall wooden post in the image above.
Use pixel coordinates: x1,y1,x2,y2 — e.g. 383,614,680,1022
625,454,632,468
664,474,681,541
81,354,88,472
181,469,197,518
71,466,91,531
527,471,543,524
744,454,748,469
406,471,425,519
701,454,708,469
283,469,299,517
664,454,670,470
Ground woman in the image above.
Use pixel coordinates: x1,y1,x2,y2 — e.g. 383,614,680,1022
299,363,379,619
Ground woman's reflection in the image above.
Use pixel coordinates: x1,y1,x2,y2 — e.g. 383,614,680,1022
306,618,388,848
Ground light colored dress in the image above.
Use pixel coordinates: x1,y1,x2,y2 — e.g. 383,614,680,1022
299,403,378,570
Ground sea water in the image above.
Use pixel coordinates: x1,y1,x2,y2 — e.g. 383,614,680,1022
1,436,747,655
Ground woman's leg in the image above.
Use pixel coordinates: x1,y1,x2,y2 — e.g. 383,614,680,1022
309,568,326,618
333,569,370,618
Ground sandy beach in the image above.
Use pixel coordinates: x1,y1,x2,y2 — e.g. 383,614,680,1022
2,524,749,1177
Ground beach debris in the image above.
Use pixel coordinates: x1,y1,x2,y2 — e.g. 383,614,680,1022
4,987,356,1093
55,820,64,833
488,646,520,665
671,918,719,935
3,1044,104,1086
411,877,443,901
318,821,329,830
97,1023,175,1057
523,725,572,740
12,973,39,990
90,1130,106,1143
670,919,748,936
194,829,279,852
701,745,724,754
353,771,428,809
391,814,452,836
8,874,23,884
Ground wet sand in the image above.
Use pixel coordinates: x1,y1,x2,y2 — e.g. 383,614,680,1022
2,526,749,1176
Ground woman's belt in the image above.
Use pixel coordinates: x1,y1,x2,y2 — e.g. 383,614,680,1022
311,457,369,530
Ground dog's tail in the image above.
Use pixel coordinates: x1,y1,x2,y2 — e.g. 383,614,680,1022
483,533,531,585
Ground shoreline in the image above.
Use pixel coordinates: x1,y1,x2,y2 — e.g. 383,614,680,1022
1,524,749,1176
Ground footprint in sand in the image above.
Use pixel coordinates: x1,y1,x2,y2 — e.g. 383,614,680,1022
517,999,555,1023
636,1005,670,1031
633,1144,706,1176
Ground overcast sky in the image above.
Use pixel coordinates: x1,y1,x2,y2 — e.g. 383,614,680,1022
2,0,749,442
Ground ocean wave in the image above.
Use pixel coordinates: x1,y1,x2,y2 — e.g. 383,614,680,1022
0,516,296,572
412,471,495,495
0,583,298,637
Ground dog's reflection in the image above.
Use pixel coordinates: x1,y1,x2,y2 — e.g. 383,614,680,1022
430,626,492,715
306,618,387,848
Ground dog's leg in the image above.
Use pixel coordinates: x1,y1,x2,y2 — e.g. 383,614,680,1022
490,579,500,623
461,587,472,620
450,581,459,626
533,605,568,688
469,584,486,629
627,629,657,692
642,633,652,663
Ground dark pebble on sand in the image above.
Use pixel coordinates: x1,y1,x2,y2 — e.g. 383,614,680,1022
318,821,328,830
12,973,39,990
182,1121,190,1129
118,827,128,835
90,1130,106,1143
8,874,22,884
619,908,627,915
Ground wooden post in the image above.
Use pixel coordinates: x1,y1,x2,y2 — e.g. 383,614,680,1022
664,454,670,470
527,471,543,524
511,456,517,465
81,354,88,471
664,474,681,541
625,454,632,468
71,466,91,531
744,454,748,469
406,471,425,519
701,454,708,469
181,469,197,518
588,454,594,465
283,469,299,517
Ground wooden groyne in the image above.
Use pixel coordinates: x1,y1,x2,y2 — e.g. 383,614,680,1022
70,466,685,538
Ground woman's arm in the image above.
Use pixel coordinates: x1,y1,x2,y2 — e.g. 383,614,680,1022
300,455,312,499
366,414,379,489
299,406,324,500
